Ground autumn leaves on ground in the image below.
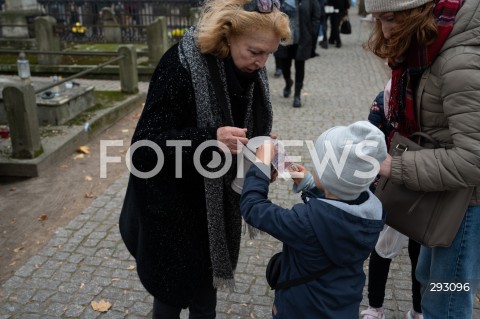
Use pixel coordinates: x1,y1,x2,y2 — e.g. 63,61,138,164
0,106,142,293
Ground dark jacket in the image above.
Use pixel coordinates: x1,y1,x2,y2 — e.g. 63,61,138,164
119,42,272,307
240,164,385,318
276,0,322,61
328,0,350,15
368,90,392,139
119,45,216,307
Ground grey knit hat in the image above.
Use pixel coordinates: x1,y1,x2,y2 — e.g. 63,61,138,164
313,121,387,200
365,0,433,13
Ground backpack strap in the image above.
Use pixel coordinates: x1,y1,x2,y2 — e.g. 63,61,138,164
274,264,335,290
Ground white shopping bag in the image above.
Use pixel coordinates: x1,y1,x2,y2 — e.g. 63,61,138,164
375,225,408,259
324,5,334,14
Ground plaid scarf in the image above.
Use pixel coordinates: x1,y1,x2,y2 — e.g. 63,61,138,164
387,0,463,139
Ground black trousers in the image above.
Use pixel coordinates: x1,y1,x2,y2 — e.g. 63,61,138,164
367,239,422,313
152,276,217,319
328,12,341,45
280,45,305,96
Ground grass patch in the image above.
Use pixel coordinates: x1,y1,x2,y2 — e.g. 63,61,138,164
64,90,129,126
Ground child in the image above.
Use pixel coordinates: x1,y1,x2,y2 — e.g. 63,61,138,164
361,85,424,319
240,121,387,318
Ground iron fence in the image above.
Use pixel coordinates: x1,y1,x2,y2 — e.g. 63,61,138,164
33,0,200,43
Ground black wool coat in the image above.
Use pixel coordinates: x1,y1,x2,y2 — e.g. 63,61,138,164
276,0,322,61
119,45,217,307
119,43,272,307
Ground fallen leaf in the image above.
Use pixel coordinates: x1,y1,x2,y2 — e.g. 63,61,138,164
9,261,16,266
121,129,129,133
84,175,93,181
85,192,95,198
91,300,112,312
111,278,120,282
73,153,85,160
241,303,248,307
13,246,24,253
76,146,90,154
250,313,255,318
38,214,48,222
80,283,85,289
127,265,136,270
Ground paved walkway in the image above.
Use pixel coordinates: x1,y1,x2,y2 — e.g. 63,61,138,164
1,13,479,319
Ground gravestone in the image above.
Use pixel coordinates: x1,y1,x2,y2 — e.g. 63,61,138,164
147,17,169,65
101,7,122,42
2,82,43,159
0,79,95,126
0,0,42,38
34,16,61,65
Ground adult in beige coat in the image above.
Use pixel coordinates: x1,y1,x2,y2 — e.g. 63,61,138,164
364,0,480,318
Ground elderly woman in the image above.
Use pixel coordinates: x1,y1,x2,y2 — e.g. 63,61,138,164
119,0,290,317
363,0,480,318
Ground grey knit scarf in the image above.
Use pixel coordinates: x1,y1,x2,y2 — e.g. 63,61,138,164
178,27,272,289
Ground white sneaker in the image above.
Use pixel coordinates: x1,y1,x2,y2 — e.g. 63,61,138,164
361,306,385,319
406,309,423,319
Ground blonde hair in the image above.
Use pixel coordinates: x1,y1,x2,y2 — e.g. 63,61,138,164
196,0,291,58
364,2,437,59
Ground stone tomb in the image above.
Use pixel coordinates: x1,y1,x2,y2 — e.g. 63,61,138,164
0,78,95,126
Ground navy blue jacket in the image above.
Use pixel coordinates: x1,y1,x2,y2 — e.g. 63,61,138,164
240,164,385,319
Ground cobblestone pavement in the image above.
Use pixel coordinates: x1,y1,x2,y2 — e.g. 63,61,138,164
1,13,479,319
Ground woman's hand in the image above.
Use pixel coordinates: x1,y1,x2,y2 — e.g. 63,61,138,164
217,126,248,154
379,154,392,177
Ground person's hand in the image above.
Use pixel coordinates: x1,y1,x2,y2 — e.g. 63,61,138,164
270,169,278,183
270,132,278,140
289,163,306,185
255,142,275,165
217,127,248,154
379,154,392,177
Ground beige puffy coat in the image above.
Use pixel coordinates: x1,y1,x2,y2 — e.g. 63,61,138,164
390,0,480,205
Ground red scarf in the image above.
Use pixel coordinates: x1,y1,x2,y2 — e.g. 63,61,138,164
387,0,463,139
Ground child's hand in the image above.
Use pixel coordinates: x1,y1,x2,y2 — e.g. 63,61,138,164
255,142,275,165
289,163,307,185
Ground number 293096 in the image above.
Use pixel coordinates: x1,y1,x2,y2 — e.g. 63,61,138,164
429,282,470,293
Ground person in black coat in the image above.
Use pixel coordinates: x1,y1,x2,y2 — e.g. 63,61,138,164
118,0,290,317
275,0,322,108
327,0,350,47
